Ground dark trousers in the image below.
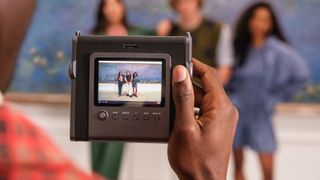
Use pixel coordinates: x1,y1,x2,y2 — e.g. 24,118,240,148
91,142,124,180
118,82,123,96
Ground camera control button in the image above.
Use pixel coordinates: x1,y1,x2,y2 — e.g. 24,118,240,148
154,115,160,121
112,114,119,120
143,115,150,121
133,115,139,120
98,111,108,120
151,112,161,121
122,115,129,120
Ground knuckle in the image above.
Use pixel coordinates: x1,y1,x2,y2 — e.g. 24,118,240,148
210,67,218,76
175,125,198,140
174,86,193,102
225,104,239,126
216,101,238,121
230,106,239,123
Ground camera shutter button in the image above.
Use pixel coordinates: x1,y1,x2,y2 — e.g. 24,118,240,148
98,110,109,120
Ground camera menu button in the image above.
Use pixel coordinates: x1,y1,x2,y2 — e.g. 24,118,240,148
112,115,120,120
98,111,109,120
111,112,120,120
122,115,129,120
121,112,130,120
133,112,139,120
152,112,161,121
143,112,150,121
143,115,150,121
154,115,160,121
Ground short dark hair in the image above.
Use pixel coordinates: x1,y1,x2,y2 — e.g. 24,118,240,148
169,0,203,11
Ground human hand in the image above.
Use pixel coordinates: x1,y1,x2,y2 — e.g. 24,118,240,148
168,59,238,180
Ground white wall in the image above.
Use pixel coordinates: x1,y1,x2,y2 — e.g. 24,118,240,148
10,102,320,180
10,102,92,174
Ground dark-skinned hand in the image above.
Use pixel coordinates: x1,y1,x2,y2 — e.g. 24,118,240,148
168,59,238,180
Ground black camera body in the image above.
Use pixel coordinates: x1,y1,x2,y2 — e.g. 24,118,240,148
69,31,192,142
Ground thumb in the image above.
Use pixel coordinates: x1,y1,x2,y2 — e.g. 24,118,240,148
172,65,195,127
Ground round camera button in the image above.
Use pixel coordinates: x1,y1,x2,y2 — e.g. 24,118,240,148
98,111,108,120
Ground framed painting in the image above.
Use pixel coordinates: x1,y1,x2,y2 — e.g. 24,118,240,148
7,0,99,103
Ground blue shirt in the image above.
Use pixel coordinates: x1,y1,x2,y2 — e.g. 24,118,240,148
226,37,309,152
228,37,309,116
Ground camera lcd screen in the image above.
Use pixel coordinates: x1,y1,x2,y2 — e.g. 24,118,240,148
96,59,165,106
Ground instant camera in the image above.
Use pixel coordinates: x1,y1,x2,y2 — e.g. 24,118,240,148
69,31,192,142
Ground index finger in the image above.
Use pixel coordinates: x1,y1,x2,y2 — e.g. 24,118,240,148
192,59,224,94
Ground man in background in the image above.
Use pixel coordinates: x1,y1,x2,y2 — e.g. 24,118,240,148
157,0,234,85
125,70,133,97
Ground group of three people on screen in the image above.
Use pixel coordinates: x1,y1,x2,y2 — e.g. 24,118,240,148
117,70,139,98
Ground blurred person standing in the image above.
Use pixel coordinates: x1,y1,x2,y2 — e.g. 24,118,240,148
92,0,154,36
117,72,124,96
91,0,153,179
227,2,309,180
157,0,234,85
124,70,133,97
132,72,139,97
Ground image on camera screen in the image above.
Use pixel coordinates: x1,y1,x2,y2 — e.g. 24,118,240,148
97,60,163,106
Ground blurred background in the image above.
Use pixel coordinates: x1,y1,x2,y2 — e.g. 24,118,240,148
2,0,320,180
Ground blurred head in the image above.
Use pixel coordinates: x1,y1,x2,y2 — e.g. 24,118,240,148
126,70,130,75
234,2,287,66
92,0,128,34
170,0,203,17
118,71,122,77
249,5,273,39
133,72,138,78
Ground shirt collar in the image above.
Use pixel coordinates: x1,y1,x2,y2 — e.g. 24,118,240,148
250,36,278,53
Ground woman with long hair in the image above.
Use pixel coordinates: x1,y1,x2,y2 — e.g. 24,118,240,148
132,72,139,97
91,0,146,179
117,71,124,96
227,2,309,180
92,0,128,35
92,0,153,36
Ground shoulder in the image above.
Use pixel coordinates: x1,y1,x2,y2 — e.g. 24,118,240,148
203,19,233,37
92,31,104,35
265,37,299,58
220,23,232,36
202,18,223,29
265,37,306,69
129,26,155,35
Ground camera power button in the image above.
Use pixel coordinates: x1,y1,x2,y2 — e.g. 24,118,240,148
98,111,109,120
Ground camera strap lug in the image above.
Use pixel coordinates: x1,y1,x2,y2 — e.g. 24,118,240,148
186,32,193,77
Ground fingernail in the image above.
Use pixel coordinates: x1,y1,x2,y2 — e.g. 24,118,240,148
173,66,187,83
